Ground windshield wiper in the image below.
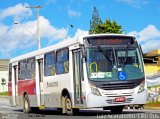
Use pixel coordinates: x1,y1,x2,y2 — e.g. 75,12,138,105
97,46,112,62
123,43,130,63
120,53,125,69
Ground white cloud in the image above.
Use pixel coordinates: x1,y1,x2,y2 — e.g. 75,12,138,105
0,18,88,58
68,10,81,17
67,29,88,41
0,16,67,58
117,0,148,8
0,24,8,37
0,3,32,21
141,40,160,53
39,16,67,40
128,25,160,53
0,15,88,58
45,0,56,5
0,3,87,58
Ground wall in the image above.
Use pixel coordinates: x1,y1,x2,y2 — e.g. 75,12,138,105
0,71,8,93
0,59,9,93
145,64,160,76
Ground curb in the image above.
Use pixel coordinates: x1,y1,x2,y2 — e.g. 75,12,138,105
0,95,9,99
144,106,160,110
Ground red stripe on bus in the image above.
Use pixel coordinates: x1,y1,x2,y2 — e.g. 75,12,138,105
18,79,36,96
8,82,12,96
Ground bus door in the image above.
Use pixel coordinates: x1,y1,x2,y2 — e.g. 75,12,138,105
36,57,45,106
12,64,18,106
73,49,84,106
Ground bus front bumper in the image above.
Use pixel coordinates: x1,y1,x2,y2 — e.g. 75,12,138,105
86,90,147,108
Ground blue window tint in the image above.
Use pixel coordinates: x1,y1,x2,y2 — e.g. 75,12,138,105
19,58,35,80
56,62,65,74
56,48,69,74
26,58,35,79
44,51,56,76
19,60,27,80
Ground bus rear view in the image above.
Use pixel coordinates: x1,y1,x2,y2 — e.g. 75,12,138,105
83,34,147,114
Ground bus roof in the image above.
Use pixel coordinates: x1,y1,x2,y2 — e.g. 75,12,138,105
81,33,135,39
10,34,135,63
10,37,80,63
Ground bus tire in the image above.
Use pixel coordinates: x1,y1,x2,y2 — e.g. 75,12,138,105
62,95,79,116
23,94,31,113
62,96,67,114
110,106,124,114
65,95,72,115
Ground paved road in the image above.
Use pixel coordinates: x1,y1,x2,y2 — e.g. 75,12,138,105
0,97,160,119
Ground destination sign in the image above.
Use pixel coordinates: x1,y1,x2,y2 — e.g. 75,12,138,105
86,37,134,45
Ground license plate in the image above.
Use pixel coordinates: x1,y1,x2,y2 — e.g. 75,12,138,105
114,97,126,102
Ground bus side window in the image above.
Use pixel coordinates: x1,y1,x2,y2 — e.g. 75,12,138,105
44,51,56,76
27,57,36,79
9,63,12,82
19,60,27,80
56,48,69,74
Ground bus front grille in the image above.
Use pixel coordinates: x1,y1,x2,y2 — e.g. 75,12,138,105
99,83,137,90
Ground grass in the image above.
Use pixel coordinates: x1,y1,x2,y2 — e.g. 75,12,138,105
145,102,160,107
147,84,160,88
0,91,8,96
144,106,160,110
143,102,160,110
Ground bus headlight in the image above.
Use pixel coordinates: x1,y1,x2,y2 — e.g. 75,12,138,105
89,83,101,96
138,81,145,93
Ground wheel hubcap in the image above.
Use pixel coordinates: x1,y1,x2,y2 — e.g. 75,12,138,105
24,100,28,110
66,99,71,110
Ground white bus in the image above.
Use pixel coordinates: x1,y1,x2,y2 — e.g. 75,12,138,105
8,34,147,115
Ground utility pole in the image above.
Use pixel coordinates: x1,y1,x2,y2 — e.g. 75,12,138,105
26,6,42,49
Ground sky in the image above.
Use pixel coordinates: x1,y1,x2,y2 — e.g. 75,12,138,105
0,0,160,59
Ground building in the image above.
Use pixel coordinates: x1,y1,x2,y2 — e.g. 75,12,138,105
0,59,9,93
143,49,160,102
143,49,160,76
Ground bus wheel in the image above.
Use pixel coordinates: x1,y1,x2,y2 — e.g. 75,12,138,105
110,106,124,114
62,95,79,116
65,95,73,115
62,96,67,114
23,94,31,113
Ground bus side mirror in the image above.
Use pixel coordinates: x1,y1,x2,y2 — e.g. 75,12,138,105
82,51,86,58
139,45,144,56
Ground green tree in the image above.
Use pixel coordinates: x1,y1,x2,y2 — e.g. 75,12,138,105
89,6,102,34
89,7,123,34
94,19,123,34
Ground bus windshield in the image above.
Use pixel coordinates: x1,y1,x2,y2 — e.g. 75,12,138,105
86,46,144,81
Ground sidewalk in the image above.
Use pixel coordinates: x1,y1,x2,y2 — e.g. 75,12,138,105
0,95,8,99
0,95,9,105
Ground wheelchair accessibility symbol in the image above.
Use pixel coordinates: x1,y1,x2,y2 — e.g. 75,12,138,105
118,71,126,80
